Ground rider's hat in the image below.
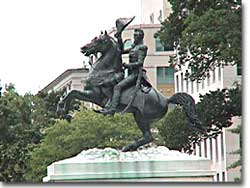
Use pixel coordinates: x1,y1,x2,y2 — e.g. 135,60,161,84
115,16,135,34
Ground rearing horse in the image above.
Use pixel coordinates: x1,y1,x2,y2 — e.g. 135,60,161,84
57,32,203,152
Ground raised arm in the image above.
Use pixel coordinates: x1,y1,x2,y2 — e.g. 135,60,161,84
115,33,131,54
115,16,135,54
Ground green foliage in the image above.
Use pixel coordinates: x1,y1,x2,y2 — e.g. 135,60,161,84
36,90,64,124
195,85,242,145
156,107,195,153
0,86,49,182
197,84,241,136
0,82,242,181
26,109,141,182
197,89,233,136
156,0,241,81
157,85,241,153
0,84,67,182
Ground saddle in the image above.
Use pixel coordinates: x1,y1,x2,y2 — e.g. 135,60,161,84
140,69,152,93
120,83,152,114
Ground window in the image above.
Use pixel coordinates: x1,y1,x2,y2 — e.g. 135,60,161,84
222,172,226,182
155,37,165,52
212,69,216,83
210,138,213,160
155,37,173,52
193,143,196,155
67,82,72,91
191,81,194,94
157,67,175,84
186,79,189,92
207,75,210,86
215,137,219,162
199,144,202,157
181,73,184,91
204,139,208,158
176,75,179,92
221,133,224,161
150,13,154,24
217,173,220,182
196,81,199,92
158,10,163,22
202,79,205,89
124,39,132,50
237,63,242,75
218,66,222,81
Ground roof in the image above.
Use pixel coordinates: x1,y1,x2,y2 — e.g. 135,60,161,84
40,68,89,93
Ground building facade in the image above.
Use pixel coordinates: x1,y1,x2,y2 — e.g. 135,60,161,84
174,63,242,182
141,0,172,24
41,68,89,94
41,68,97,109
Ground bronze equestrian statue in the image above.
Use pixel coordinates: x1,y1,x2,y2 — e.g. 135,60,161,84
100,18,150,115
57,17,203,152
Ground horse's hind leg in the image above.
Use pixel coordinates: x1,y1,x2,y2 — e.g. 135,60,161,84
122,112,153,152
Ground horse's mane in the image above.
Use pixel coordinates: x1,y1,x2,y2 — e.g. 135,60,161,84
86,35,122,86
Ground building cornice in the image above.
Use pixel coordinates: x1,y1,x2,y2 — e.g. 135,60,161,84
40,68,89,93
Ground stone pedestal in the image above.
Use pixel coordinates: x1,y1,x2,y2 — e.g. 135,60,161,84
43,146,216,182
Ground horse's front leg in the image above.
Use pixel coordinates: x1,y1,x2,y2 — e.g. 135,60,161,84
57,89,97,122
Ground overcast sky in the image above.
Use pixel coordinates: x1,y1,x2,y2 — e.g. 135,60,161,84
0,0,142,94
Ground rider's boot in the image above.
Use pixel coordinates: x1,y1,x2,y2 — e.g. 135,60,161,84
100,107,116,116
100,90,120,116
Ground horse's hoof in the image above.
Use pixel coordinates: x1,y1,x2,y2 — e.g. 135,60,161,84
65,114,72,123
122,144,137,152
99,108,115,116
93,109,102,114
122,146,129,152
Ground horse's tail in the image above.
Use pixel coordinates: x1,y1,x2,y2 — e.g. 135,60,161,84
168,92,205,132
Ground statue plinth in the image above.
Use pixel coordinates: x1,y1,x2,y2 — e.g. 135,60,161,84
43,146,216,182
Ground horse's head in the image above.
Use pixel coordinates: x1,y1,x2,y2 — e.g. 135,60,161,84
81,31,113,56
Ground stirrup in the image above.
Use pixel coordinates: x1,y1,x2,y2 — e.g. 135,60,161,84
100,108,116,116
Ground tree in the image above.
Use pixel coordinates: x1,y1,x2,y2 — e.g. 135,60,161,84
0,84,69,182
0,85,49,182
26,109,141,182
36,90,65,124
156,107,196,153
196,84,241,136
156,0,241,81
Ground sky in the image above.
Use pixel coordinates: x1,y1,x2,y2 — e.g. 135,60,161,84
0,1,249,187
0,0,142,94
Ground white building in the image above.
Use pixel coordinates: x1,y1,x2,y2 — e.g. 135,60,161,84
175,63,242,182
41,68,89,93
141,0,172,24
40,67,97,109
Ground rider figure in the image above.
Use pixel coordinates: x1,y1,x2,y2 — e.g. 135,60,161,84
100,28,148,115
